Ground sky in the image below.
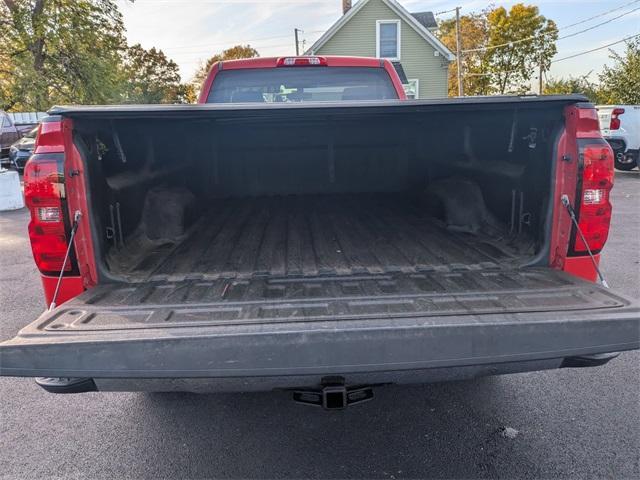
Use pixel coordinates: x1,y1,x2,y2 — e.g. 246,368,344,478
118,0,640,86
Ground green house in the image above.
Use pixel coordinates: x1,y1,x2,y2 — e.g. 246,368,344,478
307,0,454,99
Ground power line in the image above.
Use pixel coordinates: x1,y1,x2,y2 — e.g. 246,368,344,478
551,32,640,62
161,34,293,52
464,70,518,77
434,1,484,17
434,7,457,17
176,42,295,64
166,45,292,56
559,0,640,29
462,3,640,53
558,6,640,41
160,30,327,54
463,32,640,76
173,44,293,59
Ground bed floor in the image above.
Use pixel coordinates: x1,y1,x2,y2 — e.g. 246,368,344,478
107,193,527,282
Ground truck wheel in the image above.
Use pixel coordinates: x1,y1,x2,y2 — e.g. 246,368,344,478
614,152,638,171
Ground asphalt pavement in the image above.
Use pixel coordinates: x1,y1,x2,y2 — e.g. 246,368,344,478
1,170,638,479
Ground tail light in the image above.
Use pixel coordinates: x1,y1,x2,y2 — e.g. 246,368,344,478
276,56,327,67
24,153,76,275
571,140,614,254
609,108,625,130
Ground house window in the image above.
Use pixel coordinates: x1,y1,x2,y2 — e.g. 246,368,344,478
376,20,401,60
404,79,419,99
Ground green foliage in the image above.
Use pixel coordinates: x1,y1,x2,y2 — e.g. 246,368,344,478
543,39,640,105
191,45,259,93
0,0,195,110
1,0,127,110
119,44,194,104
543,76,604,103
438,3,558,95
598,38,640,104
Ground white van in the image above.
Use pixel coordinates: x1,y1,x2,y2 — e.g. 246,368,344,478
597,105,640,171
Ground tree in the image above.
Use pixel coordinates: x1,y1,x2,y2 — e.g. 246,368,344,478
437,4,558,95
486,4,558,94
543,76,604,103
191,45,259,93
119,44,194,104
598,38,640,104
0,0,127,111
439,11,491,96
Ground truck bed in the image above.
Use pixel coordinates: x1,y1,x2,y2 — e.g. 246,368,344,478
108,193,525,282
8,95,637,390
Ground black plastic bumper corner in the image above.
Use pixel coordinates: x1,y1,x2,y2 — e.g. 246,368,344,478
561,352,621,368
35,377,97,394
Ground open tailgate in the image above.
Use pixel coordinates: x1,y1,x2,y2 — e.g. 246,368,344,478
1,268,638,378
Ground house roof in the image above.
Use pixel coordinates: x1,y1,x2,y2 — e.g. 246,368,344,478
307,0,454,61
410,11,437,30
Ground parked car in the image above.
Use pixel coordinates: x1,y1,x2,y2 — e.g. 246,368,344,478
8,126,37,172
1,110,45,166
597,104,639,171
0,56,638,407
0,110,22,163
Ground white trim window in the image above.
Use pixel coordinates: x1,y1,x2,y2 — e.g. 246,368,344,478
376,20,401,60
404,79,419,99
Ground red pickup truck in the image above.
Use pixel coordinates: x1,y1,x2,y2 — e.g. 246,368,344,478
1,56,638,408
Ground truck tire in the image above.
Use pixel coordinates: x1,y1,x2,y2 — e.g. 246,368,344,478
614,151,638,171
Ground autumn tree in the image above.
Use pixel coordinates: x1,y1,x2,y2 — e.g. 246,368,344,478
438,4,558,95
119,44,194,104
191,45,259,93
598,38,640,104
486,4,558,94
439,11,491,96
0,0,127,110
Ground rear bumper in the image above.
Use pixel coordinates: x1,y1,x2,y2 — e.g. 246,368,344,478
36,353,621,393
1,303,638,382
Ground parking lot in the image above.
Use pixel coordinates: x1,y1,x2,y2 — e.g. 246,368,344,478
0,170,638,479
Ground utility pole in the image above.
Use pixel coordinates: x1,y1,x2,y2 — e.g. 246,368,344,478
455,7,463,96
294,28,302,56
539,53,544,94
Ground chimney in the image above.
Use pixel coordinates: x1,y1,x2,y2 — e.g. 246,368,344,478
342,0,352,15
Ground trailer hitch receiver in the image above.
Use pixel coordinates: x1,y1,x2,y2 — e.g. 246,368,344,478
293,383,374,410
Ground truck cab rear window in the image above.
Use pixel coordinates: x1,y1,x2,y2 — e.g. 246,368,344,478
206,67,398,103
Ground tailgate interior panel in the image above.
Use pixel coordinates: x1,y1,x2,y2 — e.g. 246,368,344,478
43,268,626,330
